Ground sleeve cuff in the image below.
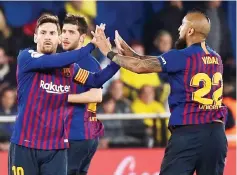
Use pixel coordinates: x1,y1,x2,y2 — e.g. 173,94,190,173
157,56,167,72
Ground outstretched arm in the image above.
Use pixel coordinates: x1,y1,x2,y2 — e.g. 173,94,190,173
73,62,120,88
68,88,102,103
111,54,162,73
91,28,162,73
19,43,95,72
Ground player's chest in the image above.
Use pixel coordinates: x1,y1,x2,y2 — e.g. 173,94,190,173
35,68,74,94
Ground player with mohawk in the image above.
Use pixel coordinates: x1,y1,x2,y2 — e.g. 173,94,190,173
92,10,228,175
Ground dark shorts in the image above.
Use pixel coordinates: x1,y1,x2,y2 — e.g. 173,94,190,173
160,122,227,175
8,143,67,175
67,138,99,175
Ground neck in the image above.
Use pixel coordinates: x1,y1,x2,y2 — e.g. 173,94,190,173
75,42,83,50
186,36,205,47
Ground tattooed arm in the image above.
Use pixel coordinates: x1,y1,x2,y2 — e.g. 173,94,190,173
112,54,162,73
91,29,162,73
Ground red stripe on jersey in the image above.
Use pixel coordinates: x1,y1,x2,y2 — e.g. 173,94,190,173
66,82,77,137
196,52,204,124
194,52,202,124
215,57,224,121
211,56,222,121
210,58,216,122
206,54,214,123
29,74,46,148
19,73,39,145
183,57,191,125
188,54,197,124
48,76,58,149
43,74,55,149
63,74,73,147
58,71,67,148
199,52,208,124
25,77,41,147
38,74,51,148
49,70,59,149
88,113,93,139
65,65,76,139
193,53,201,124
64,73,71,146
84,105,89,139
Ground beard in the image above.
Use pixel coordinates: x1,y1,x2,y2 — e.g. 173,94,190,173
175,38,187,50
42,45,55,54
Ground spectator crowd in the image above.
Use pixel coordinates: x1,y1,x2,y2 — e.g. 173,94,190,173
0,1,236,151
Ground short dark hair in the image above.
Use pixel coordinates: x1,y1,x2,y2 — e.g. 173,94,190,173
63,14,88,34
35,14,61,34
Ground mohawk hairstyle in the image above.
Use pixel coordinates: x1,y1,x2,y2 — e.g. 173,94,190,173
187,8,211,24
35,14,61,34
63,14,88,34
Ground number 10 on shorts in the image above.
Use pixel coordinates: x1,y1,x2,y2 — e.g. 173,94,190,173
12,166,24,175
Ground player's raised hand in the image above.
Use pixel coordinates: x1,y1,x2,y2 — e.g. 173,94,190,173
114,30,124,55
114,30,138,57
91,24,112,56
99,23,106,31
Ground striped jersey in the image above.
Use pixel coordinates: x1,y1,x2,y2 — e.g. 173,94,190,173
66,54,104,140
11,43,95,150
157,42,228,126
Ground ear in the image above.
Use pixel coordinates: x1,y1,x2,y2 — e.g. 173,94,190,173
79,34,86,43
188,28,194,36
34,34,38,44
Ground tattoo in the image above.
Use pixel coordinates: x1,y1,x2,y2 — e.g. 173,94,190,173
132,52,140,58
120,41,148,60
122,46,147,60
112,55,162,73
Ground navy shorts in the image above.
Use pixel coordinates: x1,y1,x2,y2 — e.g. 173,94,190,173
160,122,227,175
8,143,67,175
67,138,99,175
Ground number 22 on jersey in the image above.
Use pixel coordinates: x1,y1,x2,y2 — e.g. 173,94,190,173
190,72,223,108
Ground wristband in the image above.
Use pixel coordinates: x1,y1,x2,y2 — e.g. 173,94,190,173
107,51,118,60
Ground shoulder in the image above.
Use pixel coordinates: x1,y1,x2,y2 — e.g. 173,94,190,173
177,47,197,57
206,45,221,58
160,49,187,58
158,49,188,63
17,48,44,61
17,48,32,64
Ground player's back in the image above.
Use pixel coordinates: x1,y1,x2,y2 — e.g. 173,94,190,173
11,49,71,150
165,43,227,126
66,54,104,140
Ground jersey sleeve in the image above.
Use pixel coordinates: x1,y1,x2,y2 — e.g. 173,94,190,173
18,43,95,72
73,62,120,88
87,56,101,72
157,49,186,73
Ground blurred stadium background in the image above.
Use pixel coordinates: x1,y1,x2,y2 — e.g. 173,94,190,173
0,1,236,174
